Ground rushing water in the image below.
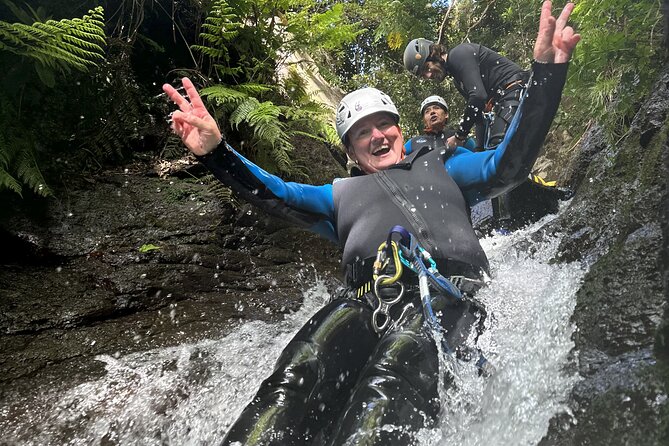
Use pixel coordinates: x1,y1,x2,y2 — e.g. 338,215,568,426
1,210,587,445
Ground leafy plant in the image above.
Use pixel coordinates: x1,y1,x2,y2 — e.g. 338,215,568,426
0,6,106,197
191,0,361,176
568,0,664,138
0,5,105,86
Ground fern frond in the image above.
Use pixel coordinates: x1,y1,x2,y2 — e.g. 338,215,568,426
200,84,249,107
192,0,240,63
270,142,294,173
190,44,227,59
0,7,106,78
14,144,51,196
202,173,239,207
236,83,273,96
0,164,22,196
229,97,260,130
322,124,342,146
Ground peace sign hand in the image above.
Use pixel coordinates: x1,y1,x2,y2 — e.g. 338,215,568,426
533,1,581,64
162,77,222,156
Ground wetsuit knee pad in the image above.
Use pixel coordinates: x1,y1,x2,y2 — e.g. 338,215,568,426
263,299,378,406
327,310,441,445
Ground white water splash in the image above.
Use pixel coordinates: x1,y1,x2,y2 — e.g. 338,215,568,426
2,211,586,446
418,211,586,445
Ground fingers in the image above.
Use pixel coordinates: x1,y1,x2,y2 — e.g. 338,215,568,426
538,1,553,34
181,77,207,110
555,3,575,33
162,83,192,113
172,110,209,130
534,1,556,62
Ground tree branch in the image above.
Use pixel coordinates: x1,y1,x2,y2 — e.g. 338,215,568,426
437,0,458,45
463,0,498,42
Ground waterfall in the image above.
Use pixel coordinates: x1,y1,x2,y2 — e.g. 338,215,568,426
0,207,587,445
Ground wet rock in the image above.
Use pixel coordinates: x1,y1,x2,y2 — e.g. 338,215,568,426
541,64,669,444
0,155,341,390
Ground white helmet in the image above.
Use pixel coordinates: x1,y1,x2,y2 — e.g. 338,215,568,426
335,87,400,144
420,95,449,115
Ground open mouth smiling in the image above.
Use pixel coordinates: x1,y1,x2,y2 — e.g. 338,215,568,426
372,145,391,156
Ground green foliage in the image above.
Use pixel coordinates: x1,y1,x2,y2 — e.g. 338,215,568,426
0,96,50,196
191,0,241,76
0,5,106,197
568,0,664,138
139,244,161,253
78,43,151,160
192,0,359,176
0,6,105,86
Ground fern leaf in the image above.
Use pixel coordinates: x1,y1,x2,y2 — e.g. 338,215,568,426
0,164,22,196
14,144,51,196
229,97,259,130
192,0,240,63
0,7,106,78
236,83,273,96
200,85,249,107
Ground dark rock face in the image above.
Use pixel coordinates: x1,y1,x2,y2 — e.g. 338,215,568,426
539,66,669,445
0,154,343,404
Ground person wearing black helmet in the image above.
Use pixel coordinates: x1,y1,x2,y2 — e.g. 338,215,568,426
404,35,573,233
404,38,528,152
163,2,579,444
404,94,476,154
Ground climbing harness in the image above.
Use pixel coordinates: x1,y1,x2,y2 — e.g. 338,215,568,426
482,79,526,150
370,225,464,334
368,226,494,376
353,225,494,376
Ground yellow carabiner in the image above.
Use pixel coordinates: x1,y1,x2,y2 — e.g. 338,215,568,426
372,241,403,286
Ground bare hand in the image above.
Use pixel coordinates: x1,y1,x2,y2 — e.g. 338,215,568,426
162,77,222,156
533,1,581,64
446,135,463,149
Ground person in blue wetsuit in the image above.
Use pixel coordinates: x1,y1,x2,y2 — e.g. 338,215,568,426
404,95,477,155
163,2,579,444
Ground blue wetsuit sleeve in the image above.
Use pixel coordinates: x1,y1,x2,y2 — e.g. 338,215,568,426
196,143,337,242
404,139,412,155
446,62,570,205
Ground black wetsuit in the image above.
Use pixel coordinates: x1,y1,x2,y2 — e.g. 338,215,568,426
197,61,569,445
446,42,529,149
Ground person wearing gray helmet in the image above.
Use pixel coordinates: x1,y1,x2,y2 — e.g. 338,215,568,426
404,33,574,233
163,2,579,444
404,37,527,152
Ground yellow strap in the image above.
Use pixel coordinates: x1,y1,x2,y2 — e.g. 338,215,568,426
532,174,557,187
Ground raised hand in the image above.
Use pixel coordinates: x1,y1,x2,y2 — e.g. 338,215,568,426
162,77,222,156
533,1,581,64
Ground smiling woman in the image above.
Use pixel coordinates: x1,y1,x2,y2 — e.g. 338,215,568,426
339,89,406,174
